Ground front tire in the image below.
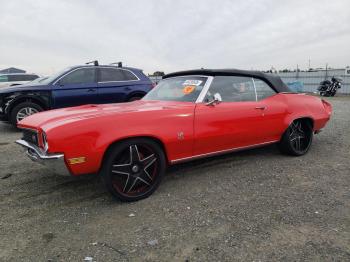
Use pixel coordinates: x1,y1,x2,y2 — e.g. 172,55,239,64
278,119,313,156
10,102,43,126
101,138,166,202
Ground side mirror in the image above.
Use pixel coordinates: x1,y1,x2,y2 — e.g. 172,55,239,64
206,93,222,106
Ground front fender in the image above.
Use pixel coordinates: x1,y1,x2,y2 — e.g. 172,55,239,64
6,92,51,114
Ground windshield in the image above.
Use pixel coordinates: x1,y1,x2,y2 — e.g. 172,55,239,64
143,76,207,102
28,76,49,84
35,67,73,85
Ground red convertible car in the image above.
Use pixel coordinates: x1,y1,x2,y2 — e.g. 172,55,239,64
16,69,332,201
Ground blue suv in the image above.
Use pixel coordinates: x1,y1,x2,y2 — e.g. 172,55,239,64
0,63,153,125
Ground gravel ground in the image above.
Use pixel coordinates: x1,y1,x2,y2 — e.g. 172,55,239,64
0,96,349,262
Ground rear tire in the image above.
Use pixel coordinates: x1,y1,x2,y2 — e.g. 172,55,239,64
10,102,43,126
100,138,166,202
128,96,143,102
278,119,313,156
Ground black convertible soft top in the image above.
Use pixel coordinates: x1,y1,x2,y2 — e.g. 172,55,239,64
163,69,290,93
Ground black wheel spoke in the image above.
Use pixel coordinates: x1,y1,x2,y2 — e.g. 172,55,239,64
297,123,304,134
141,154,156,168
136,176,151,186
130,145,141,163
112,163,131,175
139,169,153,184
141,154,157,180
295,136,301,151
288,120,311,153
123,174,136,192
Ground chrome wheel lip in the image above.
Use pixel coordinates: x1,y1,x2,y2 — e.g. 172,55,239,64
16,107,39,122
111,144,158,196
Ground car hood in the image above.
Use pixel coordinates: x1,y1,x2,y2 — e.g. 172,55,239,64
17,100,195,131
0,84,49,94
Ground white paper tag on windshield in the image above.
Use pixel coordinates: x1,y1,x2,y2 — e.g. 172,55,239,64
182,80,202,86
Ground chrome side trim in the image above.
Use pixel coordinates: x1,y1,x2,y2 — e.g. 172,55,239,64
170,140,279,164
252,77,258,101
15,139,70,176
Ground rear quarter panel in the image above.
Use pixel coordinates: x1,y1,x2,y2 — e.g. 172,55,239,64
281,93,332,131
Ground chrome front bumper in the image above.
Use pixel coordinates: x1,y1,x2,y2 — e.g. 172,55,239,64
15,139,71,176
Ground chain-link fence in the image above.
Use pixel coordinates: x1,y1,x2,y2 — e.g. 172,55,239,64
275,68,350,94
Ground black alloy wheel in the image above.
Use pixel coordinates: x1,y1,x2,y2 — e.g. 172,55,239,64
279,119,313,156
101,138,166,201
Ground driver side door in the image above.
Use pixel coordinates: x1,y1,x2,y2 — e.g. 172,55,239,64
193,76,266,156
52,67,98,108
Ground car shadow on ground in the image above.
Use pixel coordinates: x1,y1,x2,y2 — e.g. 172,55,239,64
6,144,280,206
0,122,21,133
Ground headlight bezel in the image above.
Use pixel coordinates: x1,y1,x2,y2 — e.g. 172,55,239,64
42,131,49,152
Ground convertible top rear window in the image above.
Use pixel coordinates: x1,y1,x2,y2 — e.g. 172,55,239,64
143,76,207,102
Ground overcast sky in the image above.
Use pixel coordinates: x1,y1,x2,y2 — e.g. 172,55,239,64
1,0,350,75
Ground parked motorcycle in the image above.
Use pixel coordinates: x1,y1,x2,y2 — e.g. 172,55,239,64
318,76,342,96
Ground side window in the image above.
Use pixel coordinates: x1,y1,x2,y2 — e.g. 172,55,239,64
0,75,9,82
24,75,39,81
100,68,125,82
9,74,39,81
254,79,276,100
122,70,138,81
60,68,96,85
206,76,256,102
8,75,24,81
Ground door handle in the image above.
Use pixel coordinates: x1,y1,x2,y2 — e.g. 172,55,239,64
255,106,267,110
87,88,96,92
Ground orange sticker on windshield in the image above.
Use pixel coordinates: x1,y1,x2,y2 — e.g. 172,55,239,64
183,85,196,94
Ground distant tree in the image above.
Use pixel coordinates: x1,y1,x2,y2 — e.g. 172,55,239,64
152,71,165,77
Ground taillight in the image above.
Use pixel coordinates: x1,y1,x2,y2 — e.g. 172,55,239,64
151,83,156,88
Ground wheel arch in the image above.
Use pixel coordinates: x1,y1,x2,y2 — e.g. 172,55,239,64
291,116,314,128
126,91,147,101
99,135,170,174
283,116,315,135
7,95,49,115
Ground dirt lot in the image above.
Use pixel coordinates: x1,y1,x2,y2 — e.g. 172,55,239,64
0,96,349,262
